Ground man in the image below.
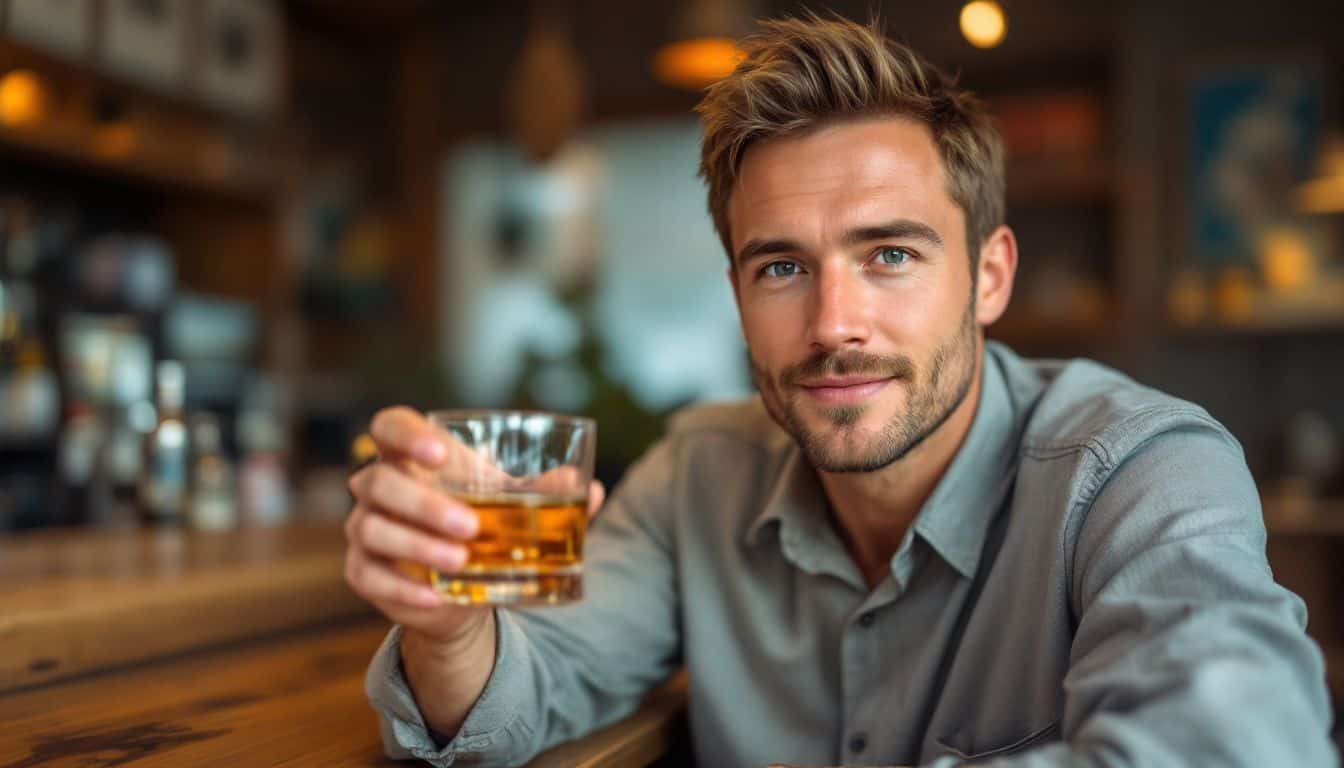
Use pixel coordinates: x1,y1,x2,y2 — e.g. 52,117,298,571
346,16,1336,767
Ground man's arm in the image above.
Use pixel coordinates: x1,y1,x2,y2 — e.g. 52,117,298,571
365,436,684,767
928,422,1336,767
399,610,497,740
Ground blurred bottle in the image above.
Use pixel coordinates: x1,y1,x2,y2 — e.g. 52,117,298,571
0,198,59,447
238,377,290,526
57,402,100,526
139,361,188,525
89,404,145,528
0,199,60,528
189,412,237,530
0,337,59,444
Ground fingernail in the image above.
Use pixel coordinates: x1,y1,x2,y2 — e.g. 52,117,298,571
416,439,446,464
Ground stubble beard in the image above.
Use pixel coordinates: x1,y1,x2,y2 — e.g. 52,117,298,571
752,303,979,474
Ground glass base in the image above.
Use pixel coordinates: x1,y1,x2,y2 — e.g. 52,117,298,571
430,566,582,606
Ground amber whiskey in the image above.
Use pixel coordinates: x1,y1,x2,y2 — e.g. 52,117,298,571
431,491,587,605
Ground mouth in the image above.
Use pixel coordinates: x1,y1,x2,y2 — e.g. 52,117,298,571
796,376,894,405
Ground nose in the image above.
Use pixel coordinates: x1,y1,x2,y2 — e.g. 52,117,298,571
807,260,871,350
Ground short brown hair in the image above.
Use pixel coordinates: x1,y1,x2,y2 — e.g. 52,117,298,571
696,15,1005,265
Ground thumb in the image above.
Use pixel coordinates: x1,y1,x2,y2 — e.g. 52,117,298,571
586,480,606,519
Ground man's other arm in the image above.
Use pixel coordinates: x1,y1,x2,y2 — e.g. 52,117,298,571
929,422,1336,767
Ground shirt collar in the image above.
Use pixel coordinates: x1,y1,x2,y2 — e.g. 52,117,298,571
912,345,1021,578
745,444,861,584
744,344,1023,581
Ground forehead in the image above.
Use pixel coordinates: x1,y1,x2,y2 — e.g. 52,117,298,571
727,117,956,248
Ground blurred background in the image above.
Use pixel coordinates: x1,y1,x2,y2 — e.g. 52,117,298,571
1,0,1342,743
1,0,1343,669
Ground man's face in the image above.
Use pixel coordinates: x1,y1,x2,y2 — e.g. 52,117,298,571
727,117,981,473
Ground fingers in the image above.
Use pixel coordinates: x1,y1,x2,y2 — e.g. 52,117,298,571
344,544,442,609
532,465,585,496
587,480,605,519
346,502,470,572
530,468,603,518
369,406,447,466
348,463,479,539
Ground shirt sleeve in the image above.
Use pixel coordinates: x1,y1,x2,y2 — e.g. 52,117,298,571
364,436,685,767
927,422,1337,767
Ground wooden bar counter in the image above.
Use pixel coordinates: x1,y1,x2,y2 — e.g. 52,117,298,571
0,523,687,767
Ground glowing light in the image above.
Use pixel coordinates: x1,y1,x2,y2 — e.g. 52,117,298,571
1298,177,1344,213
1259,228,1314,293
653,37,745,90
960,1,1007,49
1297,140,1344,213
0,69,48,127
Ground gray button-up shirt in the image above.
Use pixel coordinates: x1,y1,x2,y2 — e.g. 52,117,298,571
366,342,1336,767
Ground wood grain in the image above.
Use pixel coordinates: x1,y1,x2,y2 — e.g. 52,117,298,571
0,618,687,768
526,672,688,768
0,523,373,691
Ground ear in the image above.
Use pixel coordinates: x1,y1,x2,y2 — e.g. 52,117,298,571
974,225,1018,327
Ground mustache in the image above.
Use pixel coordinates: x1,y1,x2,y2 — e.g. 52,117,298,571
782,350,916,386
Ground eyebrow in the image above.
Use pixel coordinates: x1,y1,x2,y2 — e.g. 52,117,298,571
734,218,944,265
842,219,943,249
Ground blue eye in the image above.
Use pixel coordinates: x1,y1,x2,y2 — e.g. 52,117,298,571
877,246,913,266
760,261,802,278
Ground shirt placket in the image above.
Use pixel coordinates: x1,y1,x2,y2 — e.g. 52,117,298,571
837,533,927,765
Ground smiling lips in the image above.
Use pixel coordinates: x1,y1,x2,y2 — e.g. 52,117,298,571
797,376,894,405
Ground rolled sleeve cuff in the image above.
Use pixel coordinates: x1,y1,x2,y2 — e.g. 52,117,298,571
364,612,539,767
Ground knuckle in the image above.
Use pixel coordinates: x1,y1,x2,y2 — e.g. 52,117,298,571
419,492,446,528
347,467,368,496
345,555,364,586
410,538,439,565
356,512,381,544
368,466,407,508
365,466,390,499
369,407,399,436
370,406,417,443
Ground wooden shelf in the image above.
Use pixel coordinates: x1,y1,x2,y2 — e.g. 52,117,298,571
1264,498,1344,538
1,123,276,206
0,39,281,205
989,310,1110,346
1166,317,1344,340
1006,155,1113,206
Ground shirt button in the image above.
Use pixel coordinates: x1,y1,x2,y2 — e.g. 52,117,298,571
849,733,868,754
858,611,876,628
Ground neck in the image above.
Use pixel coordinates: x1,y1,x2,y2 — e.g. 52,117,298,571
819,345,984,588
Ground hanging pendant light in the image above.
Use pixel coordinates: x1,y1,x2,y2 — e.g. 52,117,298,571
653,0,754,91
960,1,1007,50
506,7,587,163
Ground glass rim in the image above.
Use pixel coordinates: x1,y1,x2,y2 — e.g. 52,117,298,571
426,409,596,431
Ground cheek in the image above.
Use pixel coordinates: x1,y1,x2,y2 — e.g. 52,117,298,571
885,274,965,332
738,296,803,353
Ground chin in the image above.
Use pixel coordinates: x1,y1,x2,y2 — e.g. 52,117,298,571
796,419,898,473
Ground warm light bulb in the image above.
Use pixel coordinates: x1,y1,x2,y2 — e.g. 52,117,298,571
960,1,1007,49
653,37,745,90
0,69,48,127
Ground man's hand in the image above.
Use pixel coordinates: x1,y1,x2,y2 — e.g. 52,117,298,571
344,406,605,644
